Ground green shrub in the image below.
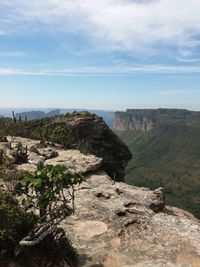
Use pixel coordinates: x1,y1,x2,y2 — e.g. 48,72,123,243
16,164,84,220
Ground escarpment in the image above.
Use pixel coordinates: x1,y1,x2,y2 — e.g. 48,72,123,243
114,110,155,132
114,108,200,131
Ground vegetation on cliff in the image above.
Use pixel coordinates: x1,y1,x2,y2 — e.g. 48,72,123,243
0,162,84,267
116,109,200,218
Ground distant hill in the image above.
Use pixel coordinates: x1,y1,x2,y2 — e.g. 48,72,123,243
114,108,200,218
0,108,114,128
16,109,61,120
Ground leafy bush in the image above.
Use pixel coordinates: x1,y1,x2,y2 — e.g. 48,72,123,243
16,164,84,220
50,126,75,148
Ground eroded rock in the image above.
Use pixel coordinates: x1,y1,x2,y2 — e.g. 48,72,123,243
60,172,200,267
149,187,165,213
1,137,102,174
46,149,102,173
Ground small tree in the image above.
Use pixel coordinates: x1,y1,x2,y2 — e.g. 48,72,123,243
14,164,84,252
16,164,84,221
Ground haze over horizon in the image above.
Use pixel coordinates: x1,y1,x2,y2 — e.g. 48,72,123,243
0,0,200,110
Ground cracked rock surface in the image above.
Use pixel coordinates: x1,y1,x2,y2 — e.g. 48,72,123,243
61,172,200,267
4,136,102,174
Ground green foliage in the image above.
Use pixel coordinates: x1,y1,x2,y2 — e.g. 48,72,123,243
0,191,37,256
50,126,75,148
0,164,28,192
16,165,84,220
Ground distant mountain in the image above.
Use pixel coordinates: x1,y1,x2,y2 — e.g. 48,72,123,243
15,109,61,121
114,108,200,218
8,108,114,128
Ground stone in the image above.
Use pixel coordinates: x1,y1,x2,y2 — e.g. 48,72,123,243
71,220,108,240
1,136,102,174
149,187,165,212
37,148,58,160
28,152,45,165
7,136,40,149
17,163,37,173
45,149,102,173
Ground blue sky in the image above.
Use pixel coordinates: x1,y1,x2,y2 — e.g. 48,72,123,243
0,0,200,110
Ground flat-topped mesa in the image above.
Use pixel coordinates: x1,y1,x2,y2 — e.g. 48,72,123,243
114,108,200,132
2,112,132,181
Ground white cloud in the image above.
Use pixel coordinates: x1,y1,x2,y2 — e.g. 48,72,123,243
1,0,200,55
0,51,28,57
177,58,200,63
0,68,14,75
158,89,199,95
1,64,200,76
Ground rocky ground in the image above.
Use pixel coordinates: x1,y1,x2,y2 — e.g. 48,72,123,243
0,137,200,267
61,172,200,267
0,136,102,173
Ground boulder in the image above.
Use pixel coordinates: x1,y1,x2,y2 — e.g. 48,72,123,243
37,148,58,160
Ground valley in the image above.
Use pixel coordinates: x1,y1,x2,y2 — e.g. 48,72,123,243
115,109,200,218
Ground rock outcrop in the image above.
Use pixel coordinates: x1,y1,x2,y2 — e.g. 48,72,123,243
61,172,200,267
12,112,132,180
2,136,103,174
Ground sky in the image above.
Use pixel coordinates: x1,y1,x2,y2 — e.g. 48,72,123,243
0,0,200,110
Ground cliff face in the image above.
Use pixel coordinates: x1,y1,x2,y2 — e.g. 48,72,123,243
113,108,200,131
114,111,154,131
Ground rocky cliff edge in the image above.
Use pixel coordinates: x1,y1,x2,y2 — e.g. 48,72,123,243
62,172,200,267
0,136,200,267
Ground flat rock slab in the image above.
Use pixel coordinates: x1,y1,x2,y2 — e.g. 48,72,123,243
61,172,200,267
71,220,108,240
17,163,37,172
7,136,39,149
45,150,102,173
3,137,102,174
